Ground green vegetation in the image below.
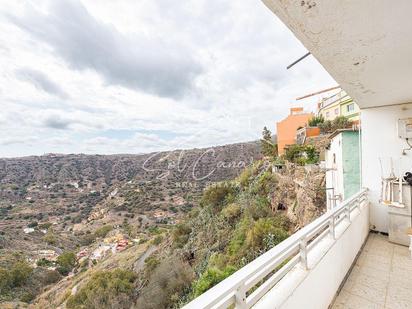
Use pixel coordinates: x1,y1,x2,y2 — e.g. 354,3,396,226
172,223,192,249
192,266,236,297
284,144,319,165
261,126,278,157
135,257,194,309
36,258,53,267
0,253,63,303
308,114,325,126
56,251,76,276
152,235,163,245
155,162,291,307
0,260,32,292
94,224,113,238
80,225,114,245
66,269,137,309
43,228,57,245
200,183,236,211
318,115,352,133
0,259,33,299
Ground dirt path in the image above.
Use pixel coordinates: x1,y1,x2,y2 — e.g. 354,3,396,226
133,245,157,272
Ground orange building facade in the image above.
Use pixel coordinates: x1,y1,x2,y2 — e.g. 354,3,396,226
276,107,313,155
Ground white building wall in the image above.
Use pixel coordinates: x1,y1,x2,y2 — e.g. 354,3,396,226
325,134,344,210
361,103,412,233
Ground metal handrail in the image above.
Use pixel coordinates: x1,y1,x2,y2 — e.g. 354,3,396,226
183,189,368,309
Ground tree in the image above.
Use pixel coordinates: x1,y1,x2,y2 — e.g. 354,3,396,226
261,127,277,157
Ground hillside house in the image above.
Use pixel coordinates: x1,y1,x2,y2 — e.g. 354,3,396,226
318,90,360,123
116,239,128,252
36,249,59,262
276,107,313,155
23,227,35,234
90,244,114,260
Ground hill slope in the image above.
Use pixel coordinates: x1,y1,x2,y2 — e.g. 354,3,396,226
0,141,262,304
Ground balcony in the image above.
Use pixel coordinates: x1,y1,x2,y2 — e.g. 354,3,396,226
332,233,412,308
319,91,350,110
184,189,372,309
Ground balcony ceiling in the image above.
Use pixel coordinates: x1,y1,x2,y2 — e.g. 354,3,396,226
262,0,412,108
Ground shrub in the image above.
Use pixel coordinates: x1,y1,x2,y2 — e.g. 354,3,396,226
27,221,38,228
80,233,96,246
10,261,33,287
319,115,352,133
144,256,160,272
247,196,272,220
20,291,35,303
246,218,289,252
228,217,252,257
56,251,76,276
284,144,319,165
0,267,11,294
319,119,332,133
0,260,33,294
66,269,137,309
238,167,253,189
152,235,163,245
304,145,319,164
43,228,57,245
200,184,236,211
308,115,324,126
135,257,194,309
193,266,236,297
35,269,61,285
172,224,192,248
221,203,242,223
36,258,53,267
94,225,113,239
250,170,277,197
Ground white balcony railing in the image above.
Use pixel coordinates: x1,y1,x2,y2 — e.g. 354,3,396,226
319,90,350,109
183,189,368,309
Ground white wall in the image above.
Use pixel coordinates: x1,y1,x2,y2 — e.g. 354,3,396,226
255,201,369,309
361,103,412,232
325,134,344,210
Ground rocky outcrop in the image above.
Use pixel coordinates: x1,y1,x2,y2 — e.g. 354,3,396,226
271,162,326,229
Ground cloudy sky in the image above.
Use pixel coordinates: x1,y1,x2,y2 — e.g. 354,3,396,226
0,0,335,158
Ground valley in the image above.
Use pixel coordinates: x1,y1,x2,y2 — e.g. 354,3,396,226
0,141,261,306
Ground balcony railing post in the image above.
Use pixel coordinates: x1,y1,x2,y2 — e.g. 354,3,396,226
329,216,335,240
299,237,308,270
345,204,351,222
235,283,247,309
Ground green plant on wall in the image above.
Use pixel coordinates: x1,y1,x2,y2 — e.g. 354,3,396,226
308,115,325,126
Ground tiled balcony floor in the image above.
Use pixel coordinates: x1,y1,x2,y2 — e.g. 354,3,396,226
332,233,412,309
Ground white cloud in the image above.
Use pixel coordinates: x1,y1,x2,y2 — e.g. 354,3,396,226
0,0,335,158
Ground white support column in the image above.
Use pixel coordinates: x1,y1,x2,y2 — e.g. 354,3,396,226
299,237,308,270
329,217,335,240
235,284,247,309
